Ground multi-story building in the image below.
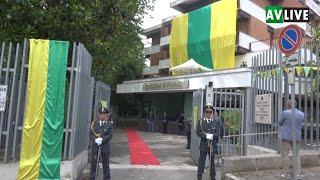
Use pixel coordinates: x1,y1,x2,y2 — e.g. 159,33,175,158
117,0,320,129
142,0,319,77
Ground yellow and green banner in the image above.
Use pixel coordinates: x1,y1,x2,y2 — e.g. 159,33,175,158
170,0,237,70
17,39,69,180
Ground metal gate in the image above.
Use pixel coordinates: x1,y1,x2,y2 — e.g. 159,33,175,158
250,48,282,153
251,38,320,151
212,88,245,156
0,39,95,163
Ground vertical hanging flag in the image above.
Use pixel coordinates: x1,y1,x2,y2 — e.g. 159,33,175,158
17,39,69,180
170,0,237,70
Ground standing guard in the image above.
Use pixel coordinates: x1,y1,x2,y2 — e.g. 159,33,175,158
196,105,223,180
185,112,192,149
90,107,113,180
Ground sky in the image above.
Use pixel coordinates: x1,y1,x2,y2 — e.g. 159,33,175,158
142,0,181,29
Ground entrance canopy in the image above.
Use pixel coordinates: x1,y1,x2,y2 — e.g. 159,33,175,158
170,59,212,75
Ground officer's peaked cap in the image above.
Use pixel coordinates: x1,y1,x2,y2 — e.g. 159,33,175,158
203,105,214,111
99,107,109,113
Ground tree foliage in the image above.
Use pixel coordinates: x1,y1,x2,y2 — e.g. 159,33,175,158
0,0,153,87
0,0,154,115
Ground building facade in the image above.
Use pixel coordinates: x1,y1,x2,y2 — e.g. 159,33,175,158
143,0,319,78
117,0,320,132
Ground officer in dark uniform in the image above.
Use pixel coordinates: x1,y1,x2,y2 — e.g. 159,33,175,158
90,107,113,180
196,105,223,180
185,113,192,149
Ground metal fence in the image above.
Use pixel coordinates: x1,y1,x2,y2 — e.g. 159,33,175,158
0,40,95,163
93,81,111,121
222,132,278,157
212,88,245,156
250,47,283,154
251,39,320,151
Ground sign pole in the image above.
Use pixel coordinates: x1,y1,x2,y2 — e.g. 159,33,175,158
278,25,302,180
289,66,298,180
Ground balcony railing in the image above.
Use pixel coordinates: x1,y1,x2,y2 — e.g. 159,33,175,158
144,44,160,56
143,66,159,75
160,36,170,46
159,59,170,69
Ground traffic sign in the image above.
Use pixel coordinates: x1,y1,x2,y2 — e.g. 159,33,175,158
278,25,302,57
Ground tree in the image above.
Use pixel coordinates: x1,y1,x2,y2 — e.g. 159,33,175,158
0,0,154,115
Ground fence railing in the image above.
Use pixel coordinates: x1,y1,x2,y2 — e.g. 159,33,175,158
0,40,96,163
221,131,279,157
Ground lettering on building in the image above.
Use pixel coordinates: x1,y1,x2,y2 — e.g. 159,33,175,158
143,79,189,91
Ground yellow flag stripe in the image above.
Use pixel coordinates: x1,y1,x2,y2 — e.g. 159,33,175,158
169,13,189,67
210,0,237,70
17,40,49,180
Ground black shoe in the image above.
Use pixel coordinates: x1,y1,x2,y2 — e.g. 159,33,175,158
197,175,202,180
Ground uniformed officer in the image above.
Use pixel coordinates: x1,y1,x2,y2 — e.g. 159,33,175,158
196,105,223,180
90,107,113,180
185,112,192,149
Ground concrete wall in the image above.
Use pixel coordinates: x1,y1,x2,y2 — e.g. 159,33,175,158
0,150,88,180
247,145,277,156
222,151,320,179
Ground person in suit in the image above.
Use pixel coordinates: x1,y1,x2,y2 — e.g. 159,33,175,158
90,107,113,180
279,99,304,179
177,113,184,135
162,112,168,134
196,105,223,180
147,112,155,132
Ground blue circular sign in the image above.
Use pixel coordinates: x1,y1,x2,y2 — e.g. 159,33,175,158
278,25,302,57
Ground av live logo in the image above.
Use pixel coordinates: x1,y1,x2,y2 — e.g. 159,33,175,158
265,6,309,23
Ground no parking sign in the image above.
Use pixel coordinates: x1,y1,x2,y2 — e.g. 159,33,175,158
278,25,302,57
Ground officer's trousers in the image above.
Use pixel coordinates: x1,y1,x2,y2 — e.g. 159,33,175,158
186,131,191,149
90,146,110,180
197,150,216,180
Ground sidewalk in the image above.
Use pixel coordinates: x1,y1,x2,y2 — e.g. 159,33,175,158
227,166,320,180
81,129,219,180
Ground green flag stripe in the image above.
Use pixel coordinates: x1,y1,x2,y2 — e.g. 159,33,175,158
39,41,69,179
187,5,213,69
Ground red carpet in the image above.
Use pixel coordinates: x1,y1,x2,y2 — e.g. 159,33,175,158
125,129,160,165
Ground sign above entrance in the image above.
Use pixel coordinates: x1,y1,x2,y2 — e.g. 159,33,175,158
255,94,272,124
278,25,302,57
143,79,189,91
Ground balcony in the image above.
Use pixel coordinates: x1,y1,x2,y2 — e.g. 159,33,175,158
144,44,160,56
143,32,270,56
160,36,170,46
306,0,320,17
159,59,170,69
237,32,270,53
143,66,159,75
170,0,217,13
142,24,161,37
